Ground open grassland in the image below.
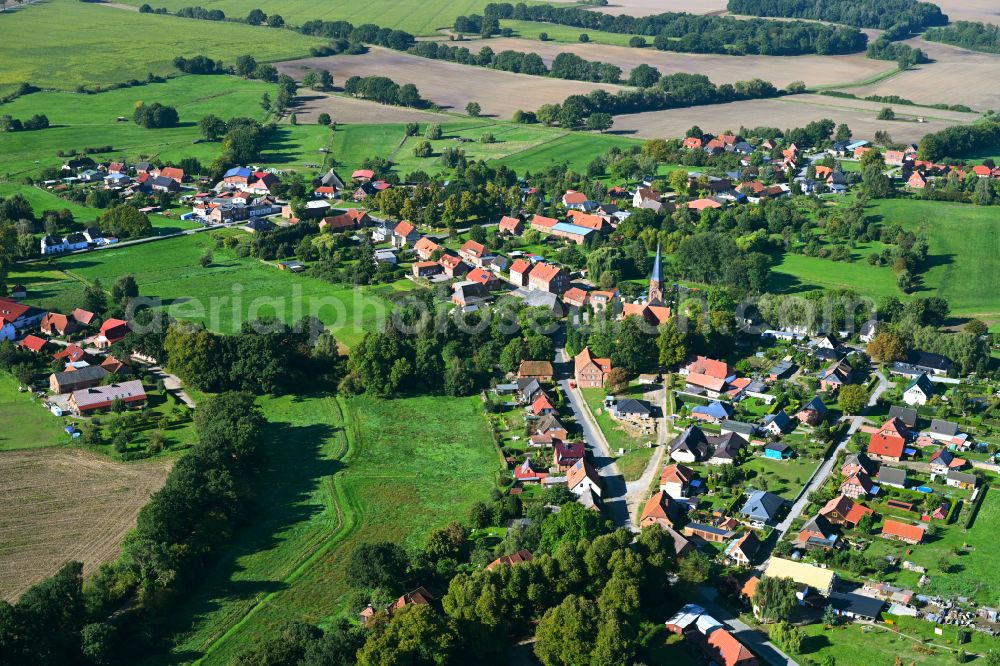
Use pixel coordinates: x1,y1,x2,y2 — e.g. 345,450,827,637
847,39,1000,114
0,447,170,601
288,92,452,125
868,198,1000,319
769,251,900,301
0,182,100,220
275,47,628,118
497,20,640,46
324,121,640,177
0,0,322,91
20,232,418,348
611,94,978,144
114,0,537,35
0,76,273,178
477,36,895,88
0,373,66,452
162,394,499,665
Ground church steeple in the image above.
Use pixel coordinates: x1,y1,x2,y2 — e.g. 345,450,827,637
648,243,664,305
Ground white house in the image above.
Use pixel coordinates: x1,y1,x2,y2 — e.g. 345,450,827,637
902,374,934,406
41,235,67,255
568,459,602,497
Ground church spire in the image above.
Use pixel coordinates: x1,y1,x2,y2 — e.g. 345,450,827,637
648,243,664,305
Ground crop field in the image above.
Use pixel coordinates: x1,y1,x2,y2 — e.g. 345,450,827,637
0,75,274,178
611,94,979,144
275,48,628,118
476,36,895,89
0,447,170,601
0,373,67,452
849,39,1000,114
20,232,418,348
933,0,1000,26
0,0,323,91
870,198,1000,319
162,394,500,664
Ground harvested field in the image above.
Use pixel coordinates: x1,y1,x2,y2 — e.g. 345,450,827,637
586,0,727,17
475,37,895,88
935,0,1000,26
0,448,170,601
290,92,452,124
846,39,1000,112
611,94,979,143
275,47,627,118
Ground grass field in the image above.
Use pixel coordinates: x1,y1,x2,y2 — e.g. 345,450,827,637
0,447,170,601
0,75,276,178
0,182,100,220
0,0,322,91
496,130,641,174
742,456,817,501
0,373,66,451
500,20,639,47
113,0,540,36
868,198,1000,318
159,393,500,664
768,251,900,301
18,232,418,347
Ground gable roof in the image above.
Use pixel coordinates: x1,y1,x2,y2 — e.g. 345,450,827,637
929,419,958,437
877,466,908,486
486,549,533,570
509,258,531,275
740,490,784,521
567,458,601,492
498,215,522,233
460,239,487,258
685,356,733,380
574,347,611,376
887,405,918,428
705,628,755,666
393,220,416,237
19,334,47,352
670,426,710,458
882,519,924,542
868,432,906,458
519,360,554,377
763,557,835,593
530,214,559,229
641,490,681,525
528,262,563,284
660,463,695,486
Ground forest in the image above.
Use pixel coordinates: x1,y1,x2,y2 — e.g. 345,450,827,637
726,0,947,32
483,3,867,55
925,21,1000,54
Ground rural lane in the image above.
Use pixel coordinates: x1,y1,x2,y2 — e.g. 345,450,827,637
554,344,632,529
695,587,800,666
773,369,891,540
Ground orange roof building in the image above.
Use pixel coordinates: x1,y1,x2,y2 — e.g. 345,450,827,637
486,549,533,570
881,519,925,544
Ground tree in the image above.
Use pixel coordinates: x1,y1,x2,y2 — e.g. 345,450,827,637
628,63,660,87
111,274,139,304
677,550,711,589
317,112,332,126
657,320,688,368
465,101,481,117
357,605,456,666
834,123,852,142
198,114,227,141
965,318,988,336
605,367,630,394
838,384,868,415
444,359,475,396
266,13,284,27
973,177,996,205
754,576,797,623
426,124,442,140
585,112,613,133
83,279,107,314
245,8,265,24
347,542,410,593
538,502,607,552
200,248,213,268
413,140,433,158
877,107,896,120
856,511,875,534
235,54,257,78
534,595,600,666
769,621,804,654
133,102,179,129
98,204,152,239
867,331,906,363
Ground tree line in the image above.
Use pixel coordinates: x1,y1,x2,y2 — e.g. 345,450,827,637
918,118,1000,161
483,2,867,55
726,0,946,33
343,75,427,107
519,73,780,130
0,392,268,664
408,41,628,85
926,21,1000,54
0,113,49,132
297,19,416,51
866,36,928,69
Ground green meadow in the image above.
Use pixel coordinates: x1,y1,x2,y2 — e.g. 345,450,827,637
0,182,100,220
500,20,640,47
0,0,323,91
20,232,418,348
158,394,499,665
869,198,1000,318
0,76,274,178
0,373,66,451
113,0,541,36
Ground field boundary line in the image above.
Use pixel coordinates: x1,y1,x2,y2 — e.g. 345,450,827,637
194,396,359,663
495,130,571,162
774,95,974,123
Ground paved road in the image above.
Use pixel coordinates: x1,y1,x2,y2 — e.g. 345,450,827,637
773,369,892,540
696,587,800,666
554,345,631,528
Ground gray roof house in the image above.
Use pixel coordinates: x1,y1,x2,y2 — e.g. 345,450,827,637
670,426,710,463
929,419,959,439
877,466,907,489
887,406,918,429
740,490,784,526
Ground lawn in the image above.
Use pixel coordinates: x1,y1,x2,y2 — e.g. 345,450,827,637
867,198,1000,318
160,393,500,665
0,373,66,451
500,20,640,47
0,182,100,220
23,232,419,347
580,387,657,476
742,455,818,501
0,0,323,91
0,76,276,179
111,0,545,36
496,130,642,175
768,251,900,302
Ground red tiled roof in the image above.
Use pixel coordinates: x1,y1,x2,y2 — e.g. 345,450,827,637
467,268,495,286
868,433,906,458
71,308,96,326
530,214,559,229
529,263,562,284
660,463,694,486
486,549,534,570
706,628,755,666
460,240,487,258
19,334,47,352
882,519,925,543
509,258,531,274
498,216,522,233
563,287,588,306
393,220,416,236
686,356,732,380
562,190,588,204
352,169,375,179
159,167,184,182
